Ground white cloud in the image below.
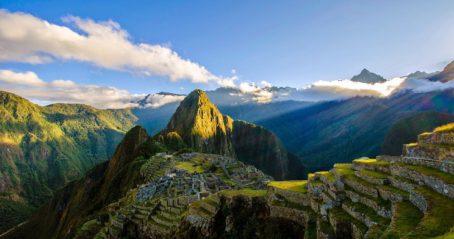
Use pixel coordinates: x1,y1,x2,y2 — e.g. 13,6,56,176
397,78,454,93
237,82,273,103
0,70,45,86
0,69,143,108
260,80,272,88
139,93,185,108
310,77,406,97
0,9,235,87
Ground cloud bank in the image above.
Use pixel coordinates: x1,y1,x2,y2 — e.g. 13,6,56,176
224,76,454,104
0,69,185,109
0,9,235,87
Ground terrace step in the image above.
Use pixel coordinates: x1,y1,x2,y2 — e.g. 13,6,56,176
378,155,454,175
390,163,454,200
381,201,423,238
405,186,454,238
344,188,392,218
352,158,391,174
355,169,390,185
328,207,367,239
341,198,390,228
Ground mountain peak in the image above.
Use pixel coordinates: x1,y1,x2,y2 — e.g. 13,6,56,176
160,89,235,156
428,60,454,82
351,68,386,83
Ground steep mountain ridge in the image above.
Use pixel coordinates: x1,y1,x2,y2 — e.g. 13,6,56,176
0,91,137,233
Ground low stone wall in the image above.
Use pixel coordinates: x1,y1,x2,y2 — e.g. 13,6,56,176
344,178,378,198
409,191,428,213
418,131,454,146
355,171,388,185
390,164,454,200
345,190,391,218
377,187,405,203
341,203,376,228
404,144,454,162
352,162,390,174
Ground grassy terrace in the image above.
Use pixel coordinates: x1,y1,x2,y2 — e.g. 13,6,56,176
359,169,388,179
353,158,390,167
268,180,308,193
383,201,423,238
175,161,205,173
434,123,454,133
344,184,391,208
333,163,355,177
396,162,454,184
343,198,390,226
407,187,454,238
219,188,267,197
329,206,368,233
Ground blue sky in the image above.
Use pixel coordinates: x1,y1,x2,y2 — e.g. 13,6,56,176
0,0,454,97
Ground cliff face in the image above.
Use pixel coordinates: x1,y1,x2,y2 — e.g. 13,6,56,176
156,89,301,180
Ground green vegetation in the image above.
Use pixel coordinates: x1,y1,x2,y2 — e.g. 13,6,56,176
407,187,454,238
220,188,267,197
397,163,454,184
383,201,423,238
0,198,35,233
333,163,355,177
435,123,454,133
344,198,390,226
0,91,137,233
268,180,307,193
381,112,454,155
360,169,388,179
175,161,205,173
353,158,390,166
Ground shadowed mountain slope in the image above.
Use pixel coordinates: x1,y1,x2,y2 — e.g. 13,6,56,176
259,89,454,172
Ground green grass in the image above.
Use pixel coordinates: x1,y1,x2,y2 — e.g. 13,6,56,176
434,123,454,133
359,169,388,179
353,158,390,166
407,187,454,238
333,164,355,177
397,163,454,184
220,188,267,197
329,207,368,233
382,201,423,238
175,161,205,174
268,180,308,193
343,198,390,226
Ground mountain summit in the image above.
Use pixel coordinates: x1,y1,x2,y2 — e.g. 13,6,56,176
160,89,235,156
156,89,303,179
351,68,386,83
429,60,454,82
